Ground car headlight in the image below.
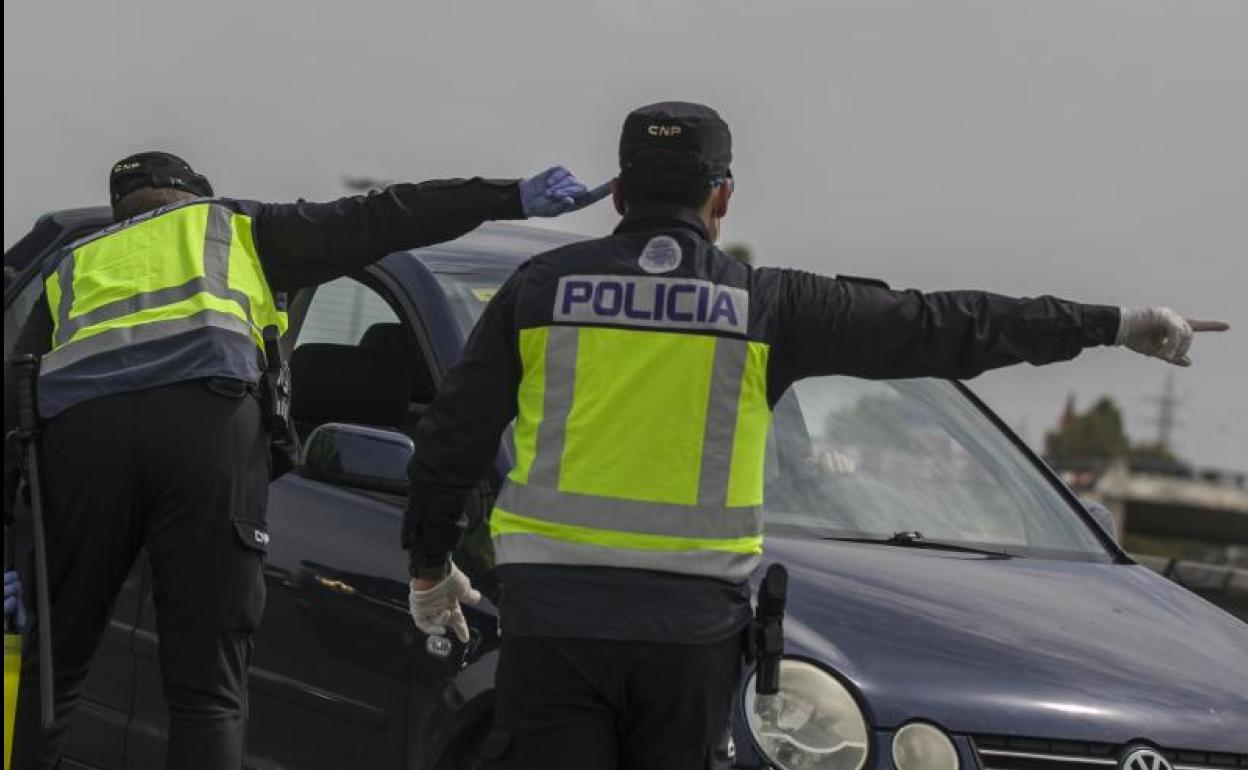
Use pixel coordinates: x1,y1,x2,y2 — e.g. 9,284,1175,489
892,722,959,770
743,658,869,770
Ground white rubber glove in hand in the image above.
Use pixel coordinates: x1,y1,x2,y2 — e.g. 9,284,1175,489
408,562,481,643
1116,307,1229,367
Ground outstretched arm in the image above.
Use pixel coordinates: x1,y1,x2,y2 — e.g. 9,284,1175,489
765,269,1227,395
255,167,608,292
255,178,524,292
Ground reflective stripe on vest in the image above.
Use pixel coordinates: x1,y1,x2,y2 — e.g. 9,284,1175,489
40,201,287,378
490,324,772,582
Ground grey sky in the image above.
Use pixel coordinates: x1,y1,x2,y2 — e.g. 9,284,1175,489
5,0,1245,468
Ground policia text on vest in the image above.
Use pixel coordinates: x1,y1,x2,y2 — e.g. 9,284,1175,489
4,163,599,770
555,274,747,333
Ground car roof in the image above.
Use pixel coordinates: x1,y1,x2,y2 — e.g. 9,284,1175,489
34,205,113,230
399,222,589,274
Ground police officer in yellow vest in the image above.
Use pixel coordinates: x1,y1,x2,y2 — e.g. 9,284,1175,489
3,151,606,769
402,102,1228,769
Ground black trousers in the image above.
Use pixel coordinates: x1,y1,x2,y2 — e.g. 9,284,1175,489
485,634,743,770
12,380,270,770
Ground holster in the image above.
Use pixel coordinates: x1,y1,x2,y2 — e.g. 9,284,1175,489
260,295,299,480
749,563,787,695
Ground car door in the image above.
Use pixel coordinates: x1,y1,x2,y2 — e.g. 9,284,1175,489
123,273,418,769
4,210,142,770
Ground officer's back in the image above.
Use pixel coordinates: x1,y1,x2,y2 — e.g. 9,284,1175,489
6,150,604,770
406,103,763,769
400,100,1210,770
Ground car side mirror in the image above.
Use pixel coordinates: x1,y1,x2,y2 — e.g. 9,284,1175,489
302,422,413,495
1083,499,1120,543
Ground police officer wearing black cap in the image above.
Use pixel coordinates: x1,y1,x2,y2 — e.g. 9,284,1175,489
3,151,607,769
401,101,1226,769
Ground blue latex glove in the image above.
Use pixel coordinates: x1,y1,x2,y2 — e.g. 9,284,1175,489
519,166,611,218
4,570,25,631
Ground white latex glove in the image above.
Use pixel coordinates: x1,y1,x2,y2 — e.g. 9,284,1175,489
408,562,481,643
1116,307,1229,367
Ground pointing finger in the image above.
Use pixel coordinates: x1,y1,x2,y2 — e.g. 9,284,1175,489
1187,319,1230,333
565,181,612,212
578,181,613,205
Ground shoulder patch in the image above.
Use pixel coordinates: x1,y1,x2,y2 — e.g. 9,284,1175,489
638,235,682,274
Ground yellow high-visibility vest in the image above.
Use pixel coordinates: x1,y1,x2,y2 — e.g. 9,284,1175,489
37,199,287,418
491,317,771,582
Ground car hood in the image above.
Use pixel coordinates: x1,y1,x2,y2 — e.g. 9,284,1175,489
762,535,1248,752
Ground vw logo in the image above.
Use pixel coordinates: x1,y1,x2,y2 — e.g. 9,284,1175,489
1121,747,1173,770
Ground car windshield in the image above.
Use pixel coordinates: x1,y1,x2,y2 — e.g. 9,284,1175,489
767,377,1109,560
437,269,1110,562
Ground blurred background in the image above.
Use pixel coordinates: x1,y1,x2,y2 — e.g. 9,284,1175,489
6,0,1245,603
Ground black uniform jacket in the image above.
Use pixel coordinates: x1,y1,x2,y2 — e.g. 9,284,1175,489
4,178,523,517
404,206,1120,643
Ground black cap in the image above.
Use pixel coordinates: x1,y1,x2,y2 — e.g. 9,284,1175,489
619,101,732,180
109,151,214,205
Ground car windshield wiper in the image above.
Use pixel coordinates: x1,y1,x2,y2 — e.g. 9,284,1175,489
822,530,1015,558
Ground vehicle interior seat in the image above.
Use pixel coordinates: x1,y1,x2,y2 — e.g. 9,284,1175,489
290,343,412,442
359,322,438,435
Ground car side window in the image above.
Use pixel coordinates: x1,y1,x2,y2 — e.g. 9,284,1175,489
290,276,437,444
296,276,400,347
291,276,403,429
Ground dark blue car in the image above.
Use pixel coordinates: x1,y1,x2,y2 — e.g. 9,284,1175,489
5,210,1246,770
